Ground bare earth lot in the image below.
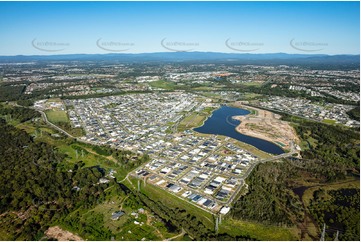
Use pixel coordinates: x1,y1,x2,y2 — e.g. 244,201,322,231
45,226,82,241
233,102,300,150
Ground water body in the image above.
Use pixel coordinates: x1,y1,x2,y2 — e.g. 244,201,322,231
194,106,284,155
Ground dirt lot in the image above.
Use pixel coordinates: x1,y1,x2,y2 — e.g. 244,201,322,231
45,226,82,241
233,102,300,151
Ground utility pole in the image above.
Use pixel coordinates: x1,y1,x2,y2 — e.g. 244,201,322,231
219,214,222,225
75,150,78,159
138,180,140,192
320,223,326,241
81,149,84,157
143,177,146,187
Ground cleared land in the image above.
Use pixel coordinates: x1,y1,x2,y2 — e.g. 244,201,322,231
45,226,82,241
233,102,300,151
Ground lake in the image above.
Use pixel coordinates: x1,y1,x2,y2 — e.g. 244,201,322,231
194,106,284,155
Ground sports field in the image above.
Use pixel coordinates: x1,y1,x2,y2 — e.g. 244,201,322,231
45,110,69,124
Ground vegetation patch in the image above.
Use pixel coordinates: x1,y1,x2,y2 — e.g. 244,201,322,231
346,106,360,121
308,188,359,241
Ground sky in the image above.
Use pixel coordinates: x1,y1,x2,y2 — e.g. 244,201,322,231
0,1,359,55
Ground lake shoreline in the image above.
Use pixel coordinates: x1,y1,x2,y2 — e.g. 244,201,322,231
194,105,284,155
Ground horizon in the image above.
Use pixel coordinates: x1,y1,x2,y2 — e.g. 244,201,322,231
0,1,359,55
1,51,360,58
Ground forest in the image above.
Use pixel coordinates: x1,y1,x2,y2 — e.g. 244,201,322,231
0,104,40,122
309,188,359,240
0,118,114,240
282,114,360,180
0,84,26,102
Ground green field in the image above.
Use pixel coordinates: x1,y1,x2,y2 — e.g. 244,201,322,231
241,92,263,100
322,119,336,124
233,139,273,159
220,218,297,241
45,109,85,137
45,110,70,124
177,113,207,132
299,130,318,150
241,81,264,87
149,80,176,90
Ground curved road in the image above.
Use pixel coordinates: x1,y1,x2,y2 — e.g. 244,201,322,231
38,110,76,139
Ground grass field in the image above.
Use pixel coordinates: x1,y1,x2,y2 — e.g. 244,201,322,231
47,98,63,102
198,92,222,100
220,218,298,240
191,86,214,91
177,113,207,132
233,139,273,159
241,92,263,100
149,80,176,90
322,119,336,124
241,81,264,87
45,110,70,124
298,130,318,150
45,109,85,137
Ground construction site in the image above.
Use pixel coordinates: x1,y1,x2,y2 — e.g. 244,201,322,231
233,102,300,151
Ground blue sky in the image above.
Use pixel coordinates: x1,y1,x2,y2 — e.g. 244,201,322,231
0,1,359,55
